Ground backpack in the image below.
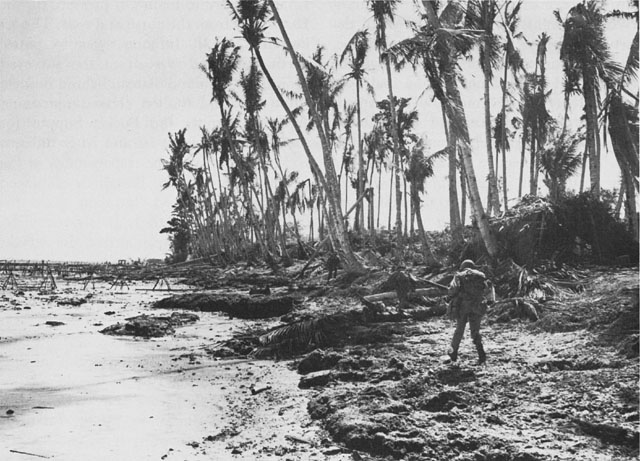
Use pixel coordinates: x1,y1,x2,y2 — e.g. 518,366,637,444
448,269,488,318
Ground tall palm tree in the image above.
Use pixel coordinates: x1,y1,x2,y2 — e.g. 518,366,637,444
559,1,622,196
604,3,638,239
340,30,372,234
227,0,328,215
239,56,282,256
420,0,499,257
466,0,502,216
267,0,363,272
530,33,551,195
496,0,525,209
517,34,552,198
387,3,478,245
368,0,403,247
202,37,273,262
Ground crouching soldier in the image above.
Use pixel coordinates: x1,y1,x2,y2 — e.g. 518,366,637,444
446,259,494,365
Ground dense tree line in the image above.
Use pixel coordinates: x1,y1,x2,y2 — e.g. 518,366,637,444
161,0,638,267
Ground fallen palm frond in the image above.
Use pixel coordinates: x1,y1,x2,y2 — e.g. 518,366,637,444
252,313,356,358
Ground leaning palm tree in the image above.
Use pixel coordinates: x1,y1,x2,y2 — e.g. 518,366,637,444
387,6,467,245
267,0,363,273
368,0,403,247
558,1,622,196
466,0,502,216
418,0,499,257
226,0,329,227
603,3,639,239
340,30,372,234
539,131,584,202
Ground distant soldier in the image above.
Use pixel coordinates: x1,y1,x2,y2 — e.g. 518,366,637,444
326,252,341,281
446,260,494,365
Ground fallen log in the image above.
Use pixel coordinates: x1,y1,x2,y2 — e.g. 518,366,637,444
285,434,314,445
363,287,443,303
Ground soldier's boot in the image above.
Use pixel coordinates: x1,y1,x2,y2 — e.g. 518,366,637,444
476,341,486,365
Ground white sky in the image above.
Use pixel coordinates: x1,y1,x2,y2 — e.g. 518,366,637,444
0,0,636,262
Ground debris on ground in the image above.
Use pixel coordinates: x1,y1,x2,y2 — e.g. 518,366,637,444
100,312,199,337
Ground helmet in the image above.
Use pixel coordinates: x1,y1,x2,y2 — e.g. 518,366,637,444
460,259,476,270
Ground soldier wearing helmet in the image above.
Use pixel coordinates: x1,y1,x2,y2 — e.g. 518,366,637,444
446,259,495,365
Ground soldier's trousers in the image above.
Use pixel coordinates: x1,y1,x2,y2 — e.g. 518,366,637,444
450,311,484,358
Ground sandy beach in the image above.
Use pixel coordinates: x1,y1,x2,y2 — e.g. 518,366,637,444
0,279,349,461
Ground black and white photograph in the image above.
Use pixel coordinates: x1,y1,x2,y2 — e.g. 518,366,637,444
1,1,638,459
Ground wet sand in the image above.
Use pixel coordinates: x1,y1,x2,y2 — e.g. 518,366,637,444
0,281,348,460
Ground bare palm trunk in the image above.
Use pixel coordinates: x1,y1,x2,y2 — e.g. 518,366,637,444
483,57,501,215
579,141,588,193
583,70,601,196
385,57,403,247
500,58,509,210
459,151,467,226
403,161,408,238
441,103,462,243
518,125,527,197
377,166,383,229
388,159,394,231
529,123,537,196
411,183,437,264
356,81,365,233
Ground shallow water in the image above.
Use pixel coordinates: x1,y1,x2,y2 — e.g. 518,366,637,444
0,281,300,461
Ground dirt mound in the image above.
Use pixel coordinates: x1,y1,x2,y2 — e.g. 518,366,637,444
152,293,299,319
100,312,199,337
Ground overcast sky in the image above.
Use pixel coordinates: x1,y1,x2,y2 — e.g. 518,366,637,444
0,0,635,262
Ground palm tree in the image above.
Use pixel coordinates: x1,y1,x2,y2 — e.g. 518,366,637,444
558,1,622,196
517,34,552,198
363,123,388,232
496,0,525,209
340,30,372,234
419,0,499,257
604,3,638,239
404,139,444,264
539,131,584,202
267,117,306,250
466,0,502,216
239,56,283,256
368,0,403,247
202,37,275,263
227,0,328,221
267,0,363,272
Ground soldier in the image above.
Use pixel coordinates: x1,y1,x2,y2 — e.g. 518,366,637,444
446,259,494,365
326,252,341,281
